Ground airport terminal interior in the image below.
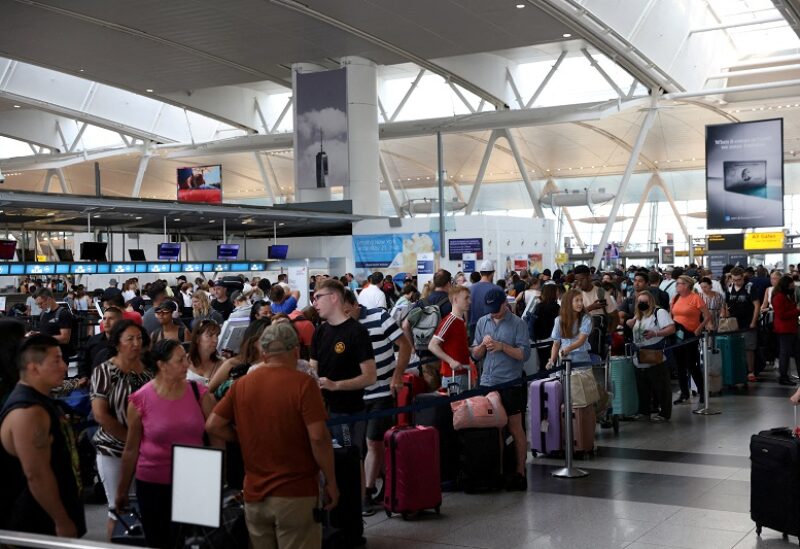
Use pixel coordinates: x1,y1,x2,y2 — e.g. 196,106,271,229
5,0,800,548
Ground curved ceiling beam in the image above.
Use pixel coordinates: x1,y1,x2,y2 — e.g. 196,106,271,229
0,109,82,151
10,0,289,88
530,0,683,92
673,99,740,123
458,133,548,175
269,0,508,109
572,121,658,170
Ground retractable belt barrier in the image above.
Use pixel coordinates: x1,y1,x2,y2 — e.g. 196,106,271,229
325,328,753,428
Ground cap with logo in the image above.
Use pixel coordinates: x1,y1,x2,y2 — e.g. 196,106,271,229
154,301,178,313
484,288,507,314
479,259,495,272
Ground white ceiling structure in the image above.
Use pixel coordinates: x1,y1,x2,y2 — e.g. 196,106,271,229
1,0,800,238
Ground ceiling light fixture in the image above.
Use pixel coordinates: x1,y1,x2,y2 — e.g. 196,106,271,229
135,216,143,220
12,105,20,108
563,33,572,38
174,218,181,221
146,88,154,93
516,3,525,8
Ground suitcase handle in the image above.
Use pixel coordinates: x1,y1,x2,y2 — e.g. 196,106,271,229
111,508,143,535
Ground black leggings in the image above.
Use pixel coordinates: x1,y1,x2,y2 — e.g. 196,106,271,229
136,479,177,549
777,333,800,380
673,340,704,399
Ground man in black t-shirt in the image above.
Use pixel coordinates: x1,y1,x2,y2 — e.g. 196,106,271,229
723,266,761,381
34,288,75,362
310,279,376,456
0,334,86,538
211,283,235,320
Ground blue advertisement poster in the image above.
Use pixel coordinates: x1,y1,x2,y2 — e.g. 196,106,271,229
353,232,440,274
706,118,784,229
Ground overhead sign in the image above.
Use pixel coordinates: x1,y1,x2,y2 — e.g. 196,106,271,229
707,233,744,251
448,238,483,260
744,232,784,250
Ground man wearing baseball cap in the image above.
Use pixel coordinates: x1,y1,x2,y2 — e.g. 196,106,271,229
471,287,530,491
468,259,500,341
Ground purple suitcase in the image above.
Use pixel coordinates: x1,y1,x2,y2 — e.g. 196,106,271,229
529,378,563,455
384,426,442,518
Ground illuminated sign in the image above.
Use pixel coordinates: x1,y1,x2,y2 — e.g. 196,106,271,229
744,232,784,250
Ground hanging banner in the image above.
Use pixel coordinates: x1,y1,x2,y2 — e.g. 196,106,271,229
660,246,675,264
462,253,477,274
416,252,435,288
706,118,784,229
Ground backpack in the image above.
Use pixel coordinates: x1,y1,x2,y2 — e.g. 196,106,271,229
405,295,449,352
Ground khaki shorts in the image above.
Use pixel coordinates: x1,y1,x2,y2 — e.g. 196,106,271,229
742,329,758,351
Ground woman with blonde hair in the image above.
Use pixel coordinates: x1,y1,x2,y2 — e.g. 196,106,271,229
671,275,712,405
627,290,675,421
190,290,222,330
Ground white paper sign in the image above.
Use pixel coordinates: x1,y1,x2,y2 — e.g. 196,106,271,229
171,446,223,528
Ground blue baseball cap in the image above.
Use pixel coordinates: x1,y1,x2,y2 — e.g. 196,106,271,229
485,288,507,313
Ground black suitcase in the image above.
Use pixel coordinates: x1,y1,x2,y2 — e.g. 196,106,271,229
413,392,458,484
457,428,503,493
111,507,147,547
325,445,363,548
750,428,800,542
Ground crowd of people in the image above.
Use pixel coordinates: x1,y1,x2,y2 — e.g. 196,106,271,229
2,259,800,548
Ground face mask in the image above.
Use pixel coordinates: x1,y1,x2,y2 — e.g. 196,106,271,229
637,302,649,312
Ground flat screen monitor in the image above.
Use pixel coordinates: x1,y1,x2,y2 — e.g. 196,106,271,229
80,242,108,261
55,249,74,262
177,165,222,205
0,240,16,260
16,249,35,262
158,243,181,261
129,249,146,261
268,244,288,260
217,244,239,260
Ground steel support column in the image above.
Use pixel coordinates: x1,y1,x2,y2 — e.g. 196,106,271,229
131,153,151,198
501,129,545,218
437,132,446,255
591,92,659,267
379,152,404,217
465,129,500,214
253,152,278,204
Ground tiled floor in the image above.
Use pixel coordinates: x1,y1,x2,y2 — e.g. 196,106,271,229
83,371,800,548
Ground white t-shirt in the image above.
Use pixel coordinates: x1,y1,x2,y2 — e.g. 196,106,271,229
580,286,616,317
358,284,387,309
660,279,678,300
632,308,674,368
122,290,137,303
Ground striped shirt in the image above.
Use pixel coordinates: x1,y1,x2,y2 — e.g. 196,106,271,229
358,305,402,400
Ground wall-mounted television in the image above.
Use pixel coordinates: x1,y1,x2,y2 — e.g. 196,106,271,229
80,242,108,261
16,249,35,262
177,165,222,204
0,240,17,261
217,244,240,260
55,249,74,262
157,243,181,261
268,245,288,260
129,249,146,261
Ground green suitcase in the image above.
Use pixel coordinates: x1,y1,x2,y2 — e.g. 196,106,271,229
610,356,639,417
717,334,747,386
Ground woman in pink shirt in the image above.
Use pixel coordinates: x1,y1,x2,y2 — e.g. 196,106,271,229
116,339,216,549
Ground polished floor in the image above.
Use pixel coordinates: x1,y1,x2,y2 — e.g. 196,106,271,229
83,368,800,549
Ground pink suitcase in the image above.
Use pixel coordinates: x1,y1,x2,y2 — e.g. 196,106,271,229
384,426,442,518
529,378,563,455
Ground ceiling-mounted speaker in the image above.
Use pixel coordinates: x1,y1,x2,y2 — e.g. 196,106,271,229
389,217,402,228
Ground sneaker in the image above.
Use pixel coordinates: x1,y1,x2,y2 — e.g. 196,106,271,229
673,396,690,405
362,497,377,517
779,378,797,386
650,414,666,423
747,373,757,383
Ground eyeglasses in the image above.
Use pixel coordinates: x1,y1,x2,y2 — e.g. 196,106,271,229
312,293,333,303
155,310,171,315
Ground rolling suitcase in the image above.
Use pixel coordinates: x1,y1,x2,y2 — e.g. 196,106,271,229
750,427,800,542
563,405,596,454
610,356,639,417
706,345,723,395
327,445,363,548
718,334,748,387
413,392,458,484
111,507,146,547
457,428,503,493
396,373,427,426
529,378,563,455
384,426,442,518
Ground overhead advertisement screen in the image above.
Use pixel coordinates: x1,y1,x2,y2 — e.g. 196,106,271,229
706,118,784,229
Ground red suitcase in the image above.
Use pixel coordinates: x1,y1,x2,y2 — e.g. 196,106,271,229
396,373,428,426
384,426,442,518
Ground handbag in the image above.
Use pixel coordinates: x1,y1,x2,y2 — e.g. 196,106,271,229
637,348,666,364
569,368,600,408
451,391,507,430
718,317,739,333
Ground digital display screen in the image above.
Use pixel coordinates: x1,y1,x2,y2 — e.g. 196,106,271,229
97,264,111,274
158,243,181,261
249,263,265,271
217,244,239,260
183,263,204,272
268,245,288,259
26,264,55,275
55,264,70,274
10,265,24,275
230,263,249,271
177,165,222,205
0,240,17,261
148,263,171,273
71,264,97,274
170,263,183,272
135,264,148,273
111,264,135,274
0,265,9,275
211,263,230,272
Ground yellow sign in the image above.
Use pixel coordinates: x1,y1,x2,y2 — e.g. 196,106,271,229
556,253,568,265
744,232,784,250
36,255,47,262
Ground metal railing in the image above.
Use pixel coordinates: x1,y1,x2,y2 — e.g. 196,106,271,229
0,530,150,549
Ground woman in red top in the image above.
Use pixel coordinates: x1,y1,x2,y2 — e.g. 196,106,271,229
670,276,711,405
771,275,800,386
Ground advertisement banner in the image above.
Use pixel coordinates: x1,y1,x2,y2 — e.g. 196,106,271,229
448,238,483,260
708,254,729,277
353,232,440,276
462,253,477,273
660,246,675,264
513,254,528,272
417,252,435,288
528,253,543,273
706,118,784,229
294,68,349,190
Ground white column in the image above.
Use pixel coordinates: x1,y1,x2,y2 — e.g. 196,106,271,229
342,56,380,216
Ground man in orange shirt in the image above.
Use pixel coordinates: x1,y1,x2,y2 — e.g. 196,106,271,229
207,323,338,549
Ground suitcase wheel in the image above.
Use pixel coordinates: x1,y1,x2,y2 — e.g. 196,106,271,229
401,513,409,521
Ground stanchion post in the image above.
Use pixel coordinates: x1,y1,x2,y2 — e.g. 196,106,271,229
553,357,589,479
693,331,721,416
